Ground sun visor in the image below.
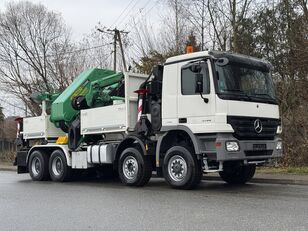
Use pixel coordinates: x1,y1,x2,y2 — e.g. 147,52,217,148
209,51,272,72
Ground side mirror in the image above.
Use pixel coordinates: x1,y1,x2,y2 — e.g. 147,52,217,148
195,73,203,93
195,73,209,103
216,57,229,66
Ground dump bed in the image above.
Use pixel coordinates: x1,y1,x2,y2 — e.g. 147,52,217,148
23,115,65,140
80,72,147,135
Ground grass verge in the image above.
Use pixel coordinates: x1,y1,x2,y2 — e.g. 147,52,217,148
257,166,308,174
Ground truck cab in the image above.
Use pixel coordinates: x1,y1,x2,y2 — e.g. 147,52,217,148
160,51,281,162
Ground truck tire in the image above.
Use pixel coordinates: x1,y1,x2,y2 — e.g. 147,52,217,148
219,164,256,185
49,149,72,182
118,147,152,186
28,150,49,181
163,146,202,189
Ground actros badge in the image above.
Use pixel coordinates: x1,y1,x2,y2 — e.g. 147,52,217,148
254,119,263,133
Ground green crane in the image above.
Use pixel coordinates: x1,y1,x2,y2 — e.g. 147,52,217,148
51,68,124,130
31,68,124,131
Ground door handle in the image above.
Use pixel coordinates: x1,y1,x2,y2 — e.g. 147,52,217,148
179,118,187,123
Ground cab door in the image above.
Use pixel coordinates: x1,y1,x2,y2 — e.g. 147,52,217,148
177,59,216,133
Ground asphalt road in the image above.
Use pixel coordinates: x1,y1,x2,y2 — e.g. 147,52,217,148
1,171,308,231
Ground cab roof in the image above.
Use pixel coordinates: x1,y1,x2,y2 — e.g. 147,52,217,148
164,50,272,70
165,51,211,64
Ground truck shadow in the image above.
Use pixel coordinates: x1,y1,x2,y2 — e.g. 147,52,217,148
68,174,257,192
16,172,288,196
17,172,308,201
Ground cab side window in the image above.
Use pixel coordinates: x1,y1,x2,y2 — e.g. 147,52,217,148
181,62,210,95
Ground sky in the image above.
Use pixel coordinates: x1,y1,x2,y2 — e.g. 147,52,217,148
0,0,161,40
0,0,163,116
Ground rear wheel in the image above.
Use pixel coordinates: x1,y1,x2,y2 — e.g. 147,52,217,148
49,150,72,182
163,146,202,189
118,147,152,186
28,150,49,181
219,164,256,185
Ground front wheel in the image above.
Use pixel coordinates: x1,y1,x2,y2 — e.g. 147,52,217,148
49,150,72,182
118,147,152,186
219,164,256,185
163,146,202,189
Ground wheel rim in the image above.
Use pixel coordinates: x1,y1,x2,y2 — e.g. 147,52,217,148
52,156,63,176
31,157,41,176
122,156,138,180
168,155,188,182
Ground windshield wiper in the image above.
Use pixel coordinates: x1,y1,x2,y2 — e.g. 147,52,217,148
253,93,275,100
220,89,252,100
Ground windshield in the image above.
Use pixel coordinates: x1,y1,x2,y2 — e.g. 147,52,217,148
215,61,277,104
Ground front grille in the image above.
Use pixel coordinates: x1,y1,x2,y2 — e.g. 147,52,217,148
227,116,279,140
245,150,273,156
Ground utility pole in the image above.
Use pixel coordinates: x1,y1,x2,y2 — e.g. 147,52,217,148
201,0,205,51
112,30,117,71
117,31,127,72
175,0,179,54
97,27,129,72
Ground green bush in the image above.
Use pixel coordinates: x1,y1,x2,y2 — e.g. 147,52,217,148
0,151,15,164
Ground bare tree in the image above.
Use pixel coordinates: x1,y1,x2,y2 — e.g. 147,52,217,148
0,106,4,122
0,105,4,141
161,0,191,54
205,0,254,51
177,0,209,50
0,1,76,115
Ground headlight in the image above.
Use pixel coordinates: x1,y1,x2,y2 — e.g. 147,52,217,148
276,125,282,134
226,141,240,152
276,141,282,150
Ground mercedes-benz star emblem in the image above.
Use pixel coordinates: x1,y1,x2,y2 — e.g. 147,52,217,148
254,119,263,133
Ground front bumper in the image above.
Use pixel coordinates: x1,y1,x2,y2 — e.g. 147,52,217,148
197,134,282,162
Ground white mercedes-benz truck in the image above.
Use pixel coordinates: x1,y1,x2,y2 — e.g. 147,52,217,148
15,51,282,189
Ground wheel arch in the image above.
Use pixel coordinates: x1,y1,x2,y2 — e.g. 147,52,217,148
115,136,146,168
156,126,201,167
26,145,71,167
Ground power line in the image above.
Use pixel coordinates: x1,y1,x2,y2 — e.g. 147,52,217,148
125,1,158,32
109,0,137,28
124,1,158,59
117,0,143,27
102,1,159,67
121,0,154,31
122,0,152,27
42,42,113,59
58,43,113,56
2,42,113,63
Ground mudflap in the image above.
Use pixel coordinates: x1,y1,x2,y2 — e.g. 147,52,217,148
16,150,29,174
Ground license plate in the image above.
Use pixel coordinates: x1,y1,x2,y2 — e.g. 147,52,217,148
253,144,267,150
